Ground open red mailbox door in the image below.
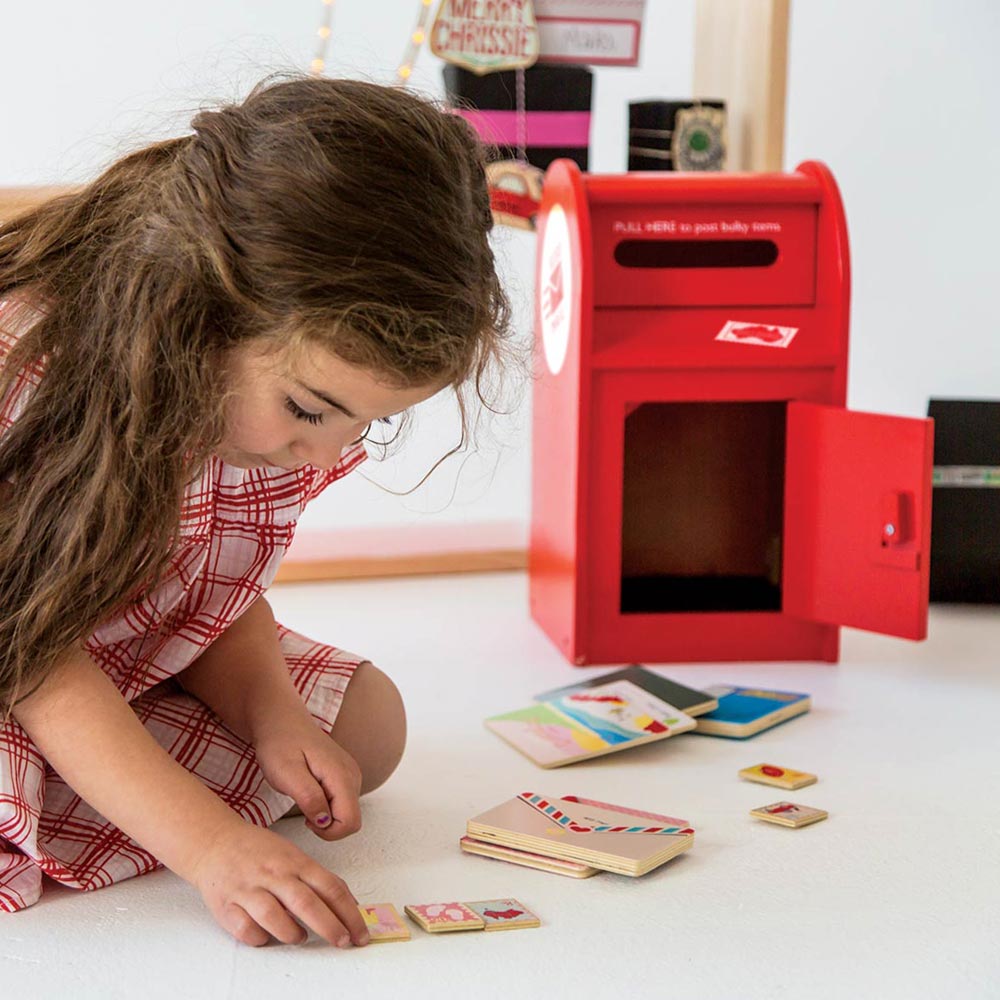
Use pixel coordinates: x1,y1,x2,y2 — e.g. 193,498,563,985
529,159,934,665
785,402,934,640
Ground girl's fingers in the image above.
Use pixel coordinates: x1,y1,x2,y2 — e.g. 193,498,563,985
300,869,370,946
220,901,271,948
314,775,362,839
284,766,334,829
240,889,309,946
273,878,361,948
305,809,356,841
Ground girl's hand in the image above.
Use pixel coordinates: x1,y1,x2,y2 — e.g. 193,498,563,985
253,709,363,841
190,820,370,948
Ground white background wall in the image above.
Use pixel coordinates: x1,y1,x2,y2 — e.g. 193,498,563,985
3,2,997,533
784,1,1000,418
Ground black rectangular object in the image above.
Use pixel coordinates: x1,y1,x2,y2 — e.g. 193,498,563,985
928,398,1000,603
443,63,592,172
628,99,726,171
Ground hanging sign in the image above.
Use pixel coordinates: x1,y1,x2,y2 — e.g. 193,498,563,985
430,0,540,75
533,0,646,67
486,160,545,231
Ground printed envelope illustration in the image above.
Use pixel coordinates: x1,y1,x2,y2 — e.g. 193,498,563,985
486,679,696,767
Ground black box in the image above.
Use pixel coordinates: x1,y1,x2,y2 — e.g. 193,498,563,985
928,398,1000,603
628,99,726,171
443,64,592,171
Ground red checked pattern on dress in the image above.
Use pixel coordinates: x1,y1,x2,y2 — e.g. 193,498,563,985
0,297,368,911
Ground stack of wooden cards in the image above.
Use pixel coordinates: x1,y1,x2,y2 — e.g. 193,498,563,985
692,685,811,738
464,793,694,878
485,666,717,767
459,835,601,878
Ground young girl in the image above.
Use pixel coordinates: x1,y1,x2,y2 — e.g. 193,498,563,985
0,75,510,947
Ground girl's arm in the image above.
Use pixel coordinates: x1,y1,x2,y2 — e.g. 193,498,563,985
175,596,310,744
10,646,369,947
175,596,365,839
12,644,238,880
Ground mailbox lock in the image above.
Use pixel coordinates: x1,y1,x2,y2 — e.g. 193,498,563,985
880,492,909,546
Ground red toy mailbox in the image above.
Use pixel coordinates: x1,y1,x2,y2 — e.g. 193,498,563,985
529,159,934,665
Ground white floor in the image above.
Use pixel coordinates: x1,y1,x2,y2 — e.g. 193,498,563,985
4,572,999,1000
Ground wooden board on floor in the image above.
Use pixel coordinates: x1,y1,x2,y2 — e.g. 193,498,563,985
0,186,77,221
274,522,527,582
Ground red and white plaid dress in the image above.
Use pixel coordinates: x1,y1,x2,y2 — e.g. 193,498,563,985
0,299,367,912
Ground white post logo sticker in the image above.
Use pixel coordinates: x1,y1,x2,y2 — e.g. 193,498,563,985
716,320,799,348
540,203,573,375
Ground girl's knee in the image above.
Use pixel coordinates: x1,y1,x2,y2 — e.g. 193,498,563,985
334,660,406,794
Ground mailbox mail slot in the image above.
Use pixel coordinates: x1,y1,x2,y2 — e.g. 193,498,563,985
592,201,817,307
529,160,933,665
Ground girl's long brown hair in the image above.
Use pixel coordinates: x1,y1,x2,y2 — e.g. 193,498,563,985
0,75,512,714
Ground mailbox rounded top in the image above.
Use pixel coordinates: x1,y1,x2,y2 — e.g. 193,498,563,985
548,158,831,207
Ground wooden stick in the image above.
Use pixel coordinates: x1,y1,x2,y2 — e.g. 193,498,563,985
693,0,790,171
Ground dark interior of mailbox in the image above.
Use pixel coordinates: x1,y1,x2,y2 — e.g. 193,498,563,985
620,401,787,614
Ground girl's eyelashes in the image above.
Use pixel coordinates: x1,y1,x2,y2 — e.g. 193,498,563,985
284,396,397,428
284,397,323,425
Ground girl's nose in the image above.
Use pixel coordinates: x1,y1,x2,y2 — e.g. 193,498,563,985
290,439,347,471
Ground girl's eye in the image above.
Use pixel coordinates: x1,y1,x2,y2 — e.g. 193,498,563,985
284,397,323,425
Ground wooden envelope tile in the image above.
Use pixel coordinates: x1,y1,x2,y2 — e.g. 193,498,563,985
358,902,411,942
751,801,829,828
740,763,818,790
464,898,541,931
404,902,485,933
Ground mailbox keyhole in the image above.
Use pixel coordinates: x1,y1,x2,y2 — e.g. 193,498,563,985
614,239,779,269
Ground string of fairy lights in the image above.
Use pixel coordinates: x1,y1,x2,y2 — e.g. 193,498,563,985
310,0,435,85
395,0,435,84
310,0,336,76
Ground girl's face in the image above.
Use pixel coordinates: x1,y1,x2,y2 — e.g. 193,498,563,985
218,340,444,471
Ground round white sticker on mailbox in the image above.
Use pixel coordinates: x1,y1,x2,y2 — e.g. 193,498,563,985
540,203,574,376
